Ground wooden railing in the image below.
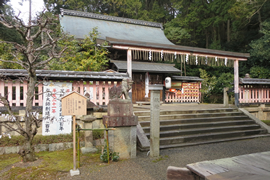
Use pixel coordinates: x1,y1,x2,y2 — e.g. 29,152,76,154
239,85,270,104
0,80,121,107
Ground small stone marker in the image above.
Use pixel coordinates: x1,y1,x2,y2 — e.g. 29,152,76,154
149,84,163,157
61,92,87,176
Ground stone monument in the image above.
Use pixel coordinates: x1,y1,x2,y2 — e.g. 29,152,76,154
103,78,138,159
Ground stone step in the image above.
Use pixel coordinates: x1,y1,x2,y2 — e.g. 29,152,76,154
138,134,270,152
144,124,261,138
141,120,256,133
139,115,250,127
138,112,244,121
134,108,238,116
158,134,270,150
159,129,267,145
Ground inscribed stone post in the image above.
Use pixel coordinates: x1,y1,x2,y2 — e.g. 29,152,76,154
149,84,163,157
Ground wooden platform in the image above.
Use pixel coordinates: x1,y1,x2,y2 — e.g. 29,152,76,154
187,151,270,180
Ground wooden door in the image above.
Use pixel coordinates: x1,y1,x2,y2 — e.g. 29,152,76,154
132,73,145,103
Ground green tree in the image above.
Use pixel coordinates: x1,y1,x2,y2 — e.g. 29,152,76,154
49,28,109,71
199,68,217,103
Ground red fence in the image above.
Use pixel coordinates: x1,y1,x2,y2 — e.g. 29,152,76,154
0,80,121,107
239,85,270,104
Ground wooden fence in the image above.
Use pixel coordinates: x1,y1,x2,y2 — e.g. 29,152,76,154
239,85,270,104
0,80,121,107
165,82,201,103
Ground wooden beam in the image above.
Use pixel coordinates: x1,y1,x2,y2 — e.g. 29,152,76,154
112,45,248,61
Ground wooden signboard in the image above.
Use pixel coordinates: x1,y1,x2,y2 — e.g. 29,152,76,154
61,91,87,174
61,91,87,116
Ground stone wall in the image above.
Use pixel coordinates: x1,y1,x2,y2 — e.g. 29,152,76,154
244,105,270,120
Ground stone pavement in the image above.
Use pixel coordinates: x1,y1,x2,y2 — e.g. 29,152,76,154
65,103,269,180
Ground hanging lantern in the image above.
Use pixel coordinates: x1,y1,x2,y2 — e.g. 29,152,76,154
169,88,176,92
186,54,189,62
174,52,177,60
205,56,208,64
161,50,164,59
196,55,198,65
215,57,217,62
225,57,228,66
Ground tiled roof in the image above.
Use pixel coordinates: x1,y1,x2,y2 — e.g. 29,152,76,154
110,60,181,73
0,69,128,80
172,76,203,82
60,9,174,46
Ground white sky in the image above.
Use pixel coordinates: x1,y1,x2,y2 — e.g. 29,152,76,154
8,0,45,23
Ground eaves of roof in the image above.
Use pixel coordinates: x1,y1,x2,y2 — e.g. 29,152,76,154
109,38,250,60
0,69,129,80
172,76,203,82
240,78,270,85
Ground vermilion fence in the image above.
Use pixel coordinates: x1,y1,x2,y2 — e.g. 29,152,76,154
239,85,270,104
0,80,121,107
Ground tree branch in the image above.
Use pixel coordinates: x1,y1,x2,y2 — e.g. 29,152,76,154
0,95,26,135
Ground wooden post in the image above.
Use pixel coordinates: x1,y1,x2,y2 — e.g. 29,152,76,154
234,59,239,107
127,49,132,99
127,49,132,78
61,91,87,176
73,115,76,170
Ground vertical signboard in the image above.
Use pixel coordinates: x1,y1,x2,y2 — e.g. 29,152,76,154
42,82,72,135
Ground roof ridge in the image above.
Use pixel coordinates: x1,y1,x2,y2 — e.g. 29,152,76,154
60,8,162,28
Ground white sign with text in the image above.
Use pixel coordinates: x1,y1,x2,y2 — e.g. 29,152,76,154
42,82,72,135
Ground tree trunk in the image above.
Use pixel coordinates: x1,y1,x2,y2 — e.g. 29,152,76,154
19,68,37,162
205,30,209,48
19,138,36,162
227,19,230,42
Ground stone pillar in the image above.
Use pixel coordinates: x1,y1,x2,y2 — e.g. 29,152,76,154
103,99,138,159
258,104,265,120
80,115,97,153
149,84,163,157
224,87,229,107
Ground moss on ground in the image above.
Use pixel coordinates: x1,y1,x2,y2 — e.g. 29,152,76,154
0,154,21,171
262,120,270,126
0,149,104,180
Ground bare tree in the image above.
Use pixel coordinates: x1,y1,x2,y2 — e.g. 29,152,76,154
0,11,68,162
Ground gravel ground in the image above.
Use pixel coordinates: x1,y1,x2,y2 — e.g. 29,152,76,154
66,136,270,180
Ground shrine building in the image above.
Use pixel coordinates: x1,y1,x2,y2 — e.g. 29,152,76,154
59,9,250,105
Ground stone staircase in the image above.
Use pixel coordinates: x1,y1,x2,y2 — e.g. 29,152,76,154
136,107,270,151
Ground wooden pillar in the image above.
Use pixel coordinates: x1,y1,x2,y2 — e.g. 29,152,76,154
234,59,239,107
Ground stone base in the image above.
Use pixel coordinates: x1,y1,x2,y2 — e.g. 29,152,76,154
81,147,97,154
108,126,136,159
70,169,80,176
